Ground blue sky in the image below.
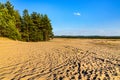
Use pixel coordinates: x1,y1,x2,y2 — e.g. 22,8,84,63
1,0,120,36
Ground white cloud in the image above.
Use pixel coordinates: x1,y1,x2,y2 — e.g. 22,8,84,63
74,12,81,16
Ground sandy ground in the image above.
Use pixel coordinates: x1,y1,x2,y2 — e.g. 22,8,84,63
0,38,120,80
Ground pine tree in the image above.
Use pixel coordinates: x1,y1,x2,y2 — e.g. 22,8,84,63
0,8,21,40
14,10,21,31
30,12,43,41
5,1,14,16
21,9,33,41
0,1,53,41
41,14,53,40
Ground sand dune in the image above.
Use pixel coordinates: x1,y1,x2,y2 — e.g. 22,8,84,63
0,38,120,80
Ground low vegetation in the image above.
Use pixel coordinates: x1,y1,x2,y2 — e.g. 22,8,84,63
0,1,53,41
55,35,120,39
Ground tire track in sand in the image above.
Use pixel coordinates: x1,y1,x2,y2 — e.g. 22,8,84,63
0,45,120,80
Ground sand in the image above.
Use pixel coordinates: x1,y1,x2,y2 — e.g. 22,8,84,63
0,38,120,80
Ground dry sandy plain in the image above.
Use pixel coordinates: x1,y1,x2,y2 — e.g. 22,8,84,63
0,38,120,80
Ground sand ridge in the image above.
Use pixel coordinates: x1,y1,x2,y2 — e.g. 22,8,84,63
0,38,120,80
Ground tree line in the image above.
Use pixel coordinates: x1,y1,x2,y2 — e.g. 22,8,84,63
0,1,53,41
55,35,120,39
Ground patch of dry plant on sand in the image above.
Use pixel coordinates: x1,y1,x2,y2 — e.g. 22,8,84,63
0,38,120,80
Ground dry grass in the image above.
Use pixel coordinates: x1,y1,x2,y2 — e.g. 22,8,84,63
0,38,120,80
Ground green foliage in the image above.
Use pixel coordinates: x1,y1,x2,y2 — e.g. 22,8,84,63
0,8,21,40
0,1,53,41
